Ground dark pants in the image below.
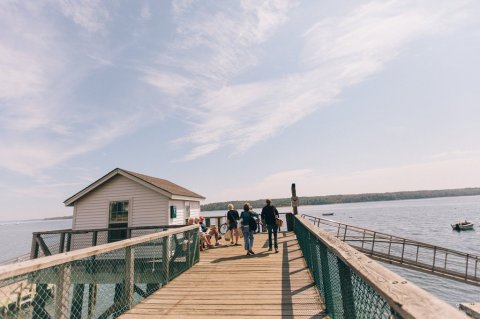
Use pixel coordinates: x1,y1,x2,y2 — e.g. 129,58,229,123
267,224,278,249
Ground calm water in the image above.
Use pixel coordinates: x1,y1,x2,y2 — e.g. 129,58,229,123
1,196,479,304
0,219,72,263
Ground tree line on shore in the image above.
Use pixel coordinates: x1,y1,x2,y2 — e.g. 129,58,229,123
200,187,480,211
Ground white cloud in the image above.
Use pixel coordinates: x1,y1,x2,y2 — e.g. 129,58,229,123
0,2,146,177
144,72,193,96
56,0,110,33
155,0,475,160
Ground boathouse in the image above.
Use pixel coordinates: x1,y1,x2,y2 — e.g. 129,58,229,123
64,168,205,234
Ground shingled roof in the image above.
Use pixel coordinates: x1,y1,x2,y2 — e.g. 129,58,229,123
122,169,205,199
64,168,205,206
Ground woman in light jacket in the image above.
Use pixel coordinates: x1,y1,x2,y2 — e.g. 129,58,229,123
240,203,258,255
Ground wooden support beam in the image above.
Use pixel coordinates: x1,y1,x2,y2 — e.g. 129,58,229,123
32,284,51,319
87,284,97,319
35,236,52,257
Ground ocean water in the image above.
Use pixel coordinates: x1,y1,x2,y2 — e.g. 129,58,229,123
1,195,479,305
0,219,72,263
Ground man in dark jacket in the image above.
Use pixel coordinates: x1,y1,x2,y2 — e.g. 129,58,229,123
261,199,279,253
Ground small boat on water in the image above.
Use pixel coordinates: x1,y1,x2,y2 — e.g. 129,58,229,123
322,213,334,216
451,221,474,231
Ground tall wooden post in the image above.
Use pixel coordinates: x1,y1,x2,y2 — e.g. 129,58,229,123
125,247,135,310
291,183,299,215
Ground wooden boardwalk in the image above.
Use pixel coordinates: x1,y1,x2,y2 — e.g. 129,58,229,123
120,232,328,319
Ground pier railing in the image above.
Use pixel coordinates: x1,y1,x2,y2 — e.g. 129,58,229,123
30,225,184,260
203,212,289,233
294,215,465,319
0,224,199,319
302,214,480,286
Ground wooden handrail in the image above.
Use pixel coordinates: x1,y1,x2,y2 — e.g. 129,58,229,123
0,224,198,281
295,215,466,319
32,224,183,235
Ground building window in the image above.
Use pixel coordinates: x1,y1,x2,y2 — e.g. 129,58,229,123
109,201,129,224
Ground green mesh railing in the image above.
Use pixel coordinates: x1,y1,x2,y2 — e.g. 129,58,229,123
293,215,466,319
0,225,199,319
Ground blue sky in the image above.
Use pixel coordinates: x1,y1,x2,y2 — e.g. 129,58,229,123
1,0,480,220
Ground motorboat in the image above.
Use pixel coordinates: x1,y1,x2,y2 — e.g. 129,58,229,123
322,213,334,216
451,221,474,231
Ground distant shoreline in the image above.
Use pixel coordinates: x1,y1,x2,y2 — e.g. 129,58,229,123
201,187,480,211
43,216,73,221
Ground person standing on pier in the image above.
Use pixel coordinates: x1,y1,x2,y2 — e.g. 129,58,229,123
240,203,258,255
261,199,279,253
226,203,240,245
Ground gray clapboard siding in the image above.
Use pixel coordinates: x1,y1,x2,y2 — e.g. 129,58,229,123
74,175,169,230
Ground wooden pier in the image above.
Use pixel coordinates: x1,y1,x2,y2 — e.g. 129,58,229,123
0,215,468,319
119,232,328,319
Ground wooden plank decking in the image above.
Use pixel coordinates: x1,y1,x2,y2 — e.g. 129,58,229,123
120,232,328,318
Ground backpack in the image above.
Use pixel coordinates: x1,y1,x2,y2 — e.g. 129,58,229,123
249,213,257,232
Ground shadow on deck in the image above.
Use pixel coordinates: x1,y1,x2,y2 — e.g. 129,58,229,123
119,232,329,319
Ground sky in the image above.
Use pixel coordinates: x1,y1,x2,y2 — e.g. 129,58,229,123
1,0,480,221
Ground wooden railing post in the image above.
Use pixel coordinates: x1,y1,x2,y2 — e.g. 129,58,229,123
66,233,72,252
59,232,66,253
465,254,469,280
400,239,406,263
125,247,135,310
361,231,366,249
55,264,72,319
162,236,170,284
30,234,40,259
92,231,98,246
387,236,392,257
370,232,376,256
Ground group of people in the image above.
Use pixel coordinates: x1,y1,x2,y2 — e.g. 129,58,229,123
189,199,280,255
226,199,280,256
187,216,221,251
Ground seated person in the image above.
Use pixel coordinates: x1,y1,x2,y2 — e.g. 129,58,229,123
194,217,213,250
199,216,221,246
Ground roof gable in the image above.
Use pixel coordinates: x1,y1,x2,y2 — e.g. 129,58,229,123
64,168,205,206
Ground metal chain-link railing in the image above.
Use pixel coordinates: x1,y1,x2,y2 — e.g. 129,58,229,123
0,225,199,319
31,226,183,260
296,220,401,319
293,215,466,319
